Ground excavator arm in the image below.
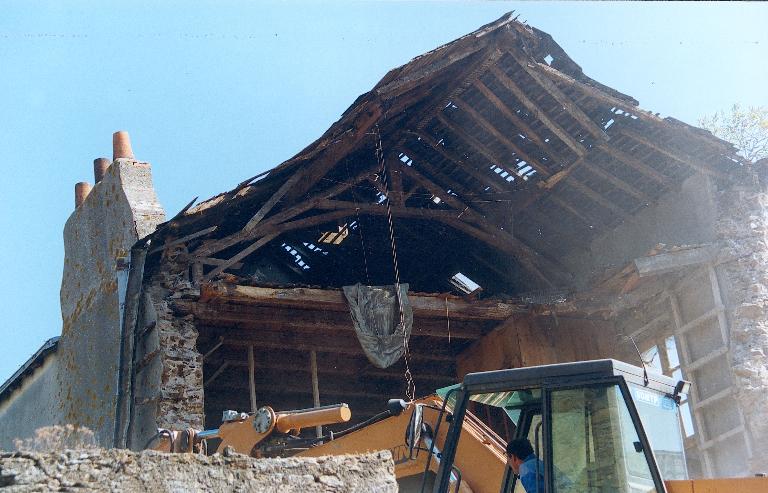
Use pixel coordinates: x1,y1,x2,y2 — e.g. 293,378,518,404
298,396,508,493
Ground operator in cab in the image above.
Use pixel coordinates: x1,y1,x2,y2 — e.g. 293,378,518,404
506,438,545,492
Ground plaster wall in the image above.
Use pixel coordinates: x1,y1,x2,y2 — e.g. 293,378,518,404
0,356,60,450
53,159,165,447
564,173,717,287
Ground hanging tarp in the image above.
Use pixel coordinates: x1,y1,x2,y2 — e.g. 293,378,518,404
342,283,413,369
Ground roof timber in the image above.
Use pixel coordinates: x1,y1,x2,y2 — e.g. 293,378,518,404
195,282,605,319
442,102,551,177
146,13,748,298
488,65,587,158
500,46,610,142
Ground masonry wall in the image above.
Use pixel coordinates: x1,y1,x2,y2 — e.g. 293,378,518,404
0,356,60,450
128,262,204,450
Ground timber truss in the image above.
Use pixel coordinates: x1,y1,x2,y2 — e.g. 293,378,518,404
146,12,748,298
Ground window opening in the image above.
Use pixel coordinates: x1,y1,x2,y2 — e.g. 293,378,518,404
450,272,481,294
318,224,350,245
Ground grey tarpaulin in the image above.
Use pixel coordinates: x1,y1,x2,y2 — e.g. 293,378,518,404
342,283,413,369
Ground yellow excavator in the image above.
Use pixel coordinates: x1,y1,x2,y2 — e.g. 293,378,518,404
149,359,766,492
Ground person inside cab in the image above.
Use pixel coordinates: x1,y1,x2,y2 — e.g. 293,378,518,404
506,438,545,492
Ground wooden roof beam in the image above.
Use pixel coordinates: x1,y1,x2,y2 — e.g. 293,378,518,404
489,65,588,158
197,283,529,321
435,112,549,179
397,162,569,287
446,99,551,177
596,144,668,185
410,131,509,194
617,126,728,179
193,167,377,258
501,46,610,142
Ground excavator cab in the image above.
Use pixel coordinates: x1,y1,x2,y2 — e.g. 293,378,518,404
415,359,688,493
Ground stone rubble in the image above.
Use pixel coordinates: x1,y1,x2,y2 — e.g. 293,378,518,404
0,448,397,492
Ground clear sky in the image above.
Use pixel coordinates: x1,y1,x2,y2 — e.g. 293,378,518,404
1,1,766,384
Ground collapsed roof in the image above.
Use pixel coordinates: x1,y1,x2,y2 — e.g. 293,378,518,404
146,12,747,297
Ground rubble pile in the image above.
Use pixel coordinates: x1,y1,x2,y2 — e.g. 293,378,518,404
0,448,396,492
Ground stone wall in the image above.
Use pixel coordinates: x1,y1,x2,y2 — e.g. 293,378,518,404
714,182,768,474
128,263,204,450
0,449,397,492
56,158,165,447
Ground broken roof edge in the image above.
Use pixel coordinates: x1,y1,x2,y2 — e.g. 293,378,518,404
0,336,59,403
149,12,749,249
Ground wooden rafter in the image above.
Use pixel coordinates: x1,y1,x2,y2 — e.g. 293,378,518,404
489,66,587,158
243,169,307,232
618,126,728,178
448,98,551,176
436,111,549,180
581,159,651,204
284,100,383,202
193,167,377,258
501,46,609,141
397,162,567,286
202,233,278,282
474,78,561,156
386,159,405,206
314,199,458,220
410,131,508,194
563,177,630,221
596,143,668,184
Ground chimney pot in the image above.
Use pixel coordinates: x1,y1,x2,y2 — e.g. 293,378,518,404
112,131,134,160
75,182,93,208
93,158,110,183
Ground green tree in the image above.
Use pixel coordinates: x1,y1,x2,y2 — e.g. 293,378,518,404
699,104,768,163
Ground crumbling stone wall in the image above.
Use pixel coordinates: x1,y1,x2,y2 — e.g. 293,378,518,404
714,182,768,474
0,449,396,492
129,261,204,450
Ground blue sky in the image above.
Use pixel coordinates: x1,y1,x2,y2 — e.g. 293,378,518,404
1,1,766,383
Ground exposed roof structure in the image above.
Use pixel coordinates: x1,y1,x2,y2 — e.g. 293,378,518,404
141,13,750,426
147,13,746,298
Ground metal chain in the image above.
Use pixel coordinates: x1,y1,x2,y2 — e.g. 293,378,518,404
375,125,416,402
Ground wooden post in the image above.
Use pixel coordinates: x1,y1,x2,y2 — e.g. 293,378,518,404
310,350,322,438
248,345,257,413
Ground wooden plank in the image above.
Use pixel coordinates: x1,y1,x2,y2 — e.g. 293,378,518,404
449,97,552,176
596,143,667,184
436,111,550,178
201,233,278,282
310,350,322,437
407,134,507,194
490,66,587,157
501,48,609,141
198,283,524,321
248,345,257,412
197,257,244,270
618,126,729,178
386,159,405,206
243,169,307,231
216,357,456,383
634,246,715,278
149,226,218,255
217,331,457,362
183,301,490,339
